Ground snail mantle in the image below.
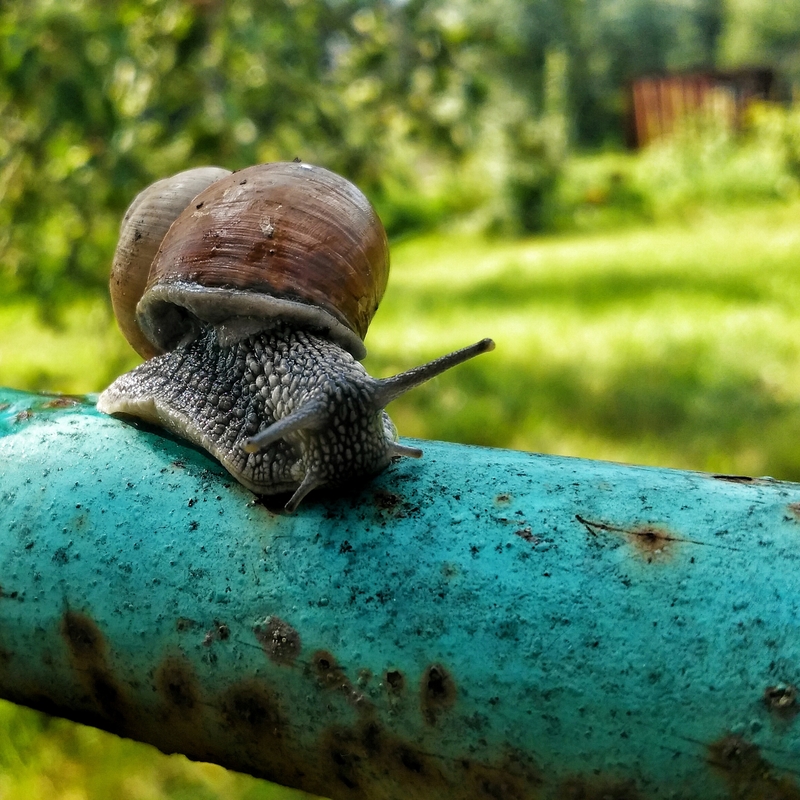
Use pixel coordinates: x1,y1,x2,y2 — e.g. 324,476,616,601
2,388,800,800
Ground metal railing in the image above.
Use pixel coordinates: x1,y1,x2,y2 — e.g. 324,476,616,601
1,387,799,798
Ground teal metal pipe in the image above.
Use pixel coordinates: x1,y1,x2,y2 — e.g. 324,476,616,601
0,386,799,799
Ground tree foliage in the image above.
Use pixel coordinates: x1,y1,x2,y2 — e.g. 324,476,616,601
0,0,796,309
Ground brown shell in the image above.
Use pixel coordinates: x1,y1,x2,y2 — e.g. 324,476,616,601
110,167,232,358
137,162,390,360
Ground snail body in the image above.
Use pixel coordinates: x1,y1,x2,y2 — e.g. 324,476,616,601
98,162,493,510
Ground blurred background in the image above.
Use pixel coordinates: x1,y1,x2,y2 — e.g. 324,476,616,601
3,0,800,797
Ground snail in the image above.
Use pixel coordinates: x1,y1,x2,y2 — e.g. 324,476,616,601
98,162,494,511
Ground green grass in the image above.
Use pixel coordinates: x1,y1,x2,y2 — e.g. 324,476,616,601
4,198,800,796
0,300,139,394
0,700,315,800
364,200,800,480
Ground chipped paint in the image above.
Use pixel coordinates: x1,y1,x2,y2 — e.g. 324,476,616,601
1,387,800,799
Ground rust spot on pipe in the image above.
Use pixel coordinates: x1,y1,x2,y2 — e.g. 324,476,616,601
421,663,456,724
373,489,401,511
385,669,404,694
576,514,687,562
708,734,800,798
371,488,420,518
313,650,346,686
156,655,200,713
28,630,553,800
323,725,366,792
311,650,365,708
40,396,80,409
626,525,676,560
316,719,547,800
61,610,129,728
62,610,102,664
514,527,539,545
211,678,297,786
320,720,447,796
254,616,301,666
220,679,285,740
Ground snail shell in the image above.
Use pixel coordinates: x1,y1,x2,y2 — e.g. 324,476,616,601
112,162,389,361
100,162,493,510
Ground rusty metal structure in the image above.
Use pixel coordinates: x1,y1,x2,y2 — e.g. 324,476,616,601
1,387,799,798
628,68,774,148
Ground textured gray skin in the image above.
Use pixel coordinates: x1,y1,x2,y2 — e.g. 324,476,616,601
98,325,399,507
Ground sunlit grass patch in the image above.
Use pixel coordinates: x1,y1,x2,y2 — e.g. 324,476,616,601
0,300,139,395
0,699,318,800
365,201,800,480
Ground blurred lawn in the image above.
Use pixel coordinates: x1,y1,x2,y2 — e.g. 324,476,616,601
3,198,800,796
0,700,315,800
370,200,800,480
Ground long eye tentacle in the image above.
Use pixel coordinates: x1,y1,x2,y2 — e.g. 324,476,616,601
371,338,495,409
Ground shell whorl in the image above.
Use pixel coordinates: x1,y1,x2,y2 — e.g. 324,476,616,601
110,166,232,358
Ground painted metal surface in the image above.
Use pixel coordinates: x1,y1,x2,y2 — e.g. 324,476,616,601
0,386,799,799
